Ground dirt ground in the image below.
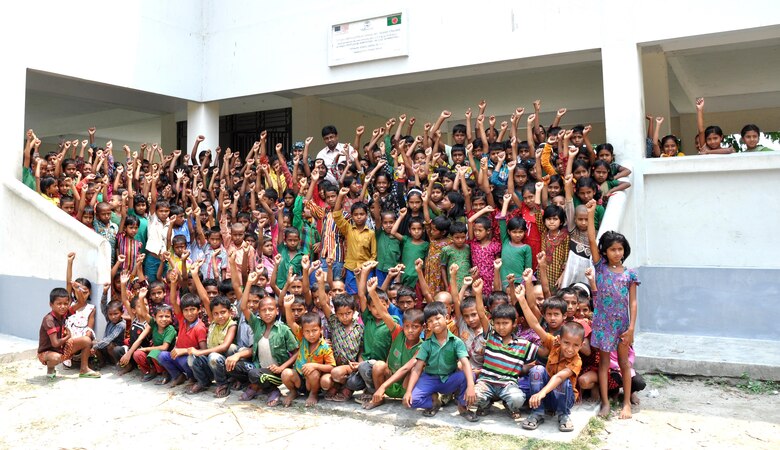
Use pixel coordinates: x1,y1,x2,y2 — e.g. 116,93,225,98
0,358,778,450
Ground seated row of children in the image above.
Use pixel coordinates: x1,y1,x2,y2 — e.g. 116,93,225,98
33,99,641,431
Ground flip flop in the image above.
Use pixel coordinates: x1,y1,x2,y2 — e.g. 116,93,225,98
422,399,442,417
214,384,231,398
522,413,545,430
79,371,101,379
266,389,282,407
331,392,350,402
46,371,58,380
239,387,259,402
459,409,479,423
558,414,574,432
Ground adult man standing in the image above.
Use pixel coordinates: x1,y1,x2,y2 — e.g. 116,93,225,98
317,125,355,184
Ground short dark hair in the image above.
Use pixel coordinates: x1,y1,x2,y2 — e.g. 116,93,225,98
452,124,467,135
210,295,232,311
396,286,416,301
180,293,202,309
423,301,448,322
492,304,518,321
542,205,566,226
321,125,338,137
332,293,355,311
403,308,425,325
449,220,467,236
561,321,585,341
301,312,321,327
541,296,567,315
50,287,69,304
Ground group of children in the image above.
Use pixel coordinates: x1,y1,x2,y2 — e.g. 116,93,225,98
32,99,647,431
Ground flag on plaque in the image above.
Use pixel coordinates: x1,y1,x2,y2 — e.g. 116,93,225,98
386,14,401,26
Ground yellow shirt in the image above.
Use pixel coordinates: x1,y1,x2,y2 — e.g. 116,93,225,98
333,209,376,271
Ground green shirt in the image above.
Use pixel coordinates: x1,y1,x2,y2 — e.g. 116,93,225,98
361,308,398,361
747,145,772,152
148,319,177,361
439,245,471,289
376,229,401,272
499,219,533,286
400,235,429,286
573,198,604,230
22,167,36,191
128,209,149,246
276,244,304,289
416,330,469,382
248,314,299,368
387,329,421,373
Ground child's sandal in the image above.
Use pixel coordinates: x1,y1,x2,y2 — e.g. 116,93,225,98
459,410,479,422
558,414,574,432
214,384,231,398
522,413,544,430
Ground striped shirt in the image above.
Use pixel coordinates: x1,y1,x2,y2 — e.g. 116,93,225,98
307,200,345,263
479,327,538,385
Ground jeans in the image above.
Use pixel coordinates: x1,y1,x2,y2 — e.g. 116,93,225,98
345,360,376,393
158,351,193,379
189,345,237,387
410,371,468,409
375,270,388,288
475,380,526,413
315,258,344,284
227,359,255,383
529,365,575,417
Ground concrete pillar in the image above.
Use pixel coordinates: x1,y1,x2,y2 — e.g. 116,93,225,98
642,47,672,138
4,67,27,181
291,96,322,143
187,102,220,165
160,113,177,153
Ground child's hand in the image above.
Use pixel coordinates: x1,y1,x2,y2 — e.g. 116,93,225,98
283,294,295,308
469,266,479,278
103,283,111,293
314,268,326,284
584,267,595,282
67,252,76,263
449,263,460,277
620,328,634,347
119,352,131,367
472,278,484,294
529,392,545,409
339,187,349,197
268,364,282,374
273,254,282,265
246,270,259,285
286,267,296,284
695,97,704,110
301,255,310,271
310,260,322,273
465,386,477,407
414,258,424,273
535,181,544,192
463,276,473,287
190,258,204,274
536,251,547,269
138,287,148,298
568,146,579,157
527,113,536,125
402,391,413,408
522,268,534,283
398,207,407,217
483,205,495,214
367,277,378,292
493,258,502,270
362,260,378,273
505,273,515,286
301,363,318,377
514,283,525,300
388,265,401,278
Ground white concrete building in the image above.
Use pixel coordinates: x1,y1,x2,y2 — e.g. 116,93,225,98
1,0,779,347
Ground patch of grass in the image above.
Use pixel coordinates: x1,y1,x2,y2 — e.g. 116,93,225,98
735,373,779,395
449,416,606,450
645,372,671,387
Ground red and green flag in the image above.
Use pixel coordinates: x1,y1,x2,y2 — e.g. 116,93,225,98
387,14,401,26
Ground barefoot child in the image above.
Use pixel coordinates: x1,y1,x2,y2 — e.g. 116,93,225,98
38,288,101,379
516,283,584,432
281,308,335,407
404,301,479,422
586,200,640,419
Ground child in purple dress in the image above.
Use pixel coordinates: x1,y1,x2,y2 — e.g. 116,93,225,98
586,200,639,420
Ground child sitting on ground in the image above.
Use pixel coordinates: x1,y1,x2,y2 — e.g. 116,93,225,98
281,307,336,407
93,283,126,366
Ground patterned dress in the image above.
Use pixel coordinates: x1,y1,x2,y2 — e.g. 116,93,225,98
424,237,450,295
535,210,569,294
469,239,502,289
590,259,640,352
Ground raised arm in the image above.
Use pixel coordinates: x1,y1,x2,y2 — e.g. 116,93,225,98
390,207,407,241
472,278,490,332
652,116,664,157
695,97,705,150
586,199,600,265
367,276,399,333
514,281,545,339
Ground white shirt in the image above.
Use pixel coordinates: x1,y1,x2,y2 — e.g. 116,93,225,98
145,214,170,255
317,143,356,183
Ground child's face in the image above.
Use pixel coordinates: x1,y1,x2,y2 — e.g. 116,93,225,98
301,322,322,344
183,305,200,323
514,169,528,186
552,195,565,208
509,227,525,244
407,196,422,212
174,215,186,227
533,286,544,308
403,321,424,342
453,131,466,145
58,181,69,196
576,302,591,320
473,223,489,241
208,233,222,250
61,201,75,216
451,232,467,249
155,309,172,328
82,212,94,226
605,241,625,265
413,152,426,165
64,163,77,178
325,190,338,208
597,150,613,163
150,286,166,304
245,236,257,249
519,146,531,161
426,313,448,335
493,317,516,338
289,280,303,296
247,295,261,313
570,132,584,147
544,308,564,331
156,206,170,222
397,295,415,312
559,331,584,359
135,202,148,216
205,285,219,299
430,188,443,204
331,281,346,297
290,303,306,322
97,207,112,224
575,210,589,231
262,240,274,257
173,242,187,257
259,298,278,324
577,187,595,204
284,194,295,208
705,132,723,150
472,198,486,211
544,216,561,232
126,223,139,238
662,139,679,156
231,229,244,246
334,305,355,326
352,208,368,227
442,178,454,191
381,214,395,234
51,297,70,317
573,165,590,181
593,166,609,184
375,177,389,194
743,130,760,149
107,307,123,324
285,233,300,251
563,293,577,318
409,222,424,240
461,305,481,330
522,191,535,209
349,179,362,194
452,151,465,165
548,182,562,198
212,304,231,326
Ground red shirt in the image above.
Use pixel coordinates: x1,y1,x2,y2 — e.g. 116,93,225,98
174,312,207,349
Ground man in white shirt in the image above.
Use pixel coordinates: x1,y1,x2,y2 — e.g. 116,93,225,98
317,125,355,184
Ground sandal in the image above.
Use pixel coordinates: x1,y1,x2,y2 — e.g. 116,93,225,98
239,387,259,402
522,413,545,430
330,392,350,402
214,384,231,398
421,398,442,417
476,407,489,417
187,383,209,395
558,414,574,432
155,376,171,385
79,370,101,379
266,389,282,407
459,409,479,423
46,371,58,380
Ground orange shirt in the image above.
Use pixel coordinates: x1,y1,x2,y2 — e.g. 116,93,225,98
541,331,582,398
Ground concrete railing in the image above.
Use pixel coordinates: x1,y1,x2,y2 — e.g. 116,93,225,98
0,177,111,340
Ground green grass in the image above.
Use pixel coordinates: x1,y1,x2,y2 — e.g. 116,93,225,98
735,373,779,395
448,416,606,450
645,372,671,387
